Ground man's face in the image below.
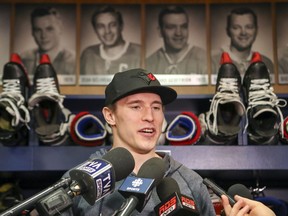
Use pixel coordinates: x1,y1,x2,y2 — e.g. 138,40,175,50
32,14,62,52
159,13,189,52
94,12,122,47
227,13,257,51
110,92,164,154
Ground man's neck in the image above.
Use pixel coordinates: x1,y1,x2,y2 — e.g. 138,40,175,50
103,39,126,58
40,46,61,63
230,46,252,60
165,44,189,63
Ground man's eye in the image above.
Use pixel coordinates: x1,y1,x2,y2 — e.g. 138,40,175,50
153,106,161,111
96,24,104,29
246,25,255,30
109,22,118,28
165,25,175,30
232,26,240,30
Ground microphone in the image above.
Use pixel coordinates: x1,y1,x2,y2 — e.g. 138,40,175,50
154,177,199,216
35,147,135,215
67,147,135,205
203,178,253,206
227,184,253,200
115,157,166,216
203,178,236,206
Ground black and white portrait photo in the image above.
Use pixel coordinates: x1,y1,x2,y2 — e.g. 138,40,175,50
79,4,141,85
276,2,288,84
0,4,11,84
145,4,207,85
210,3,274,84
13,4,77,85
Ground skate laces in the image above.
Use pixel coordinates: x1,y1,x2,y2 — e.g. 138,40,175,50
207,77,244,135
35,77,60,95
31,77,64,104
0,79,30,127
244,78,287,136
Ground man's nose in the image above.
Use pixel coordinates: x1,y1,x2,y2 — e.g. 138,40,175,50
175,27,182,35
142,108,154,122
104,26,111,34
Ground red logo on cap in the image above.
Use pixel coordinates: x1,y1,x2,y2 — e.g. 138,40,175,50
147,73,156,81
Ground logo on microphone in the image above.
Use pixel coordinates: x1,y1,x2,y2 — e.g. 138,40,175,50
181,196,196,210
119,176,154,194
132,178,143,187
159,195,177,216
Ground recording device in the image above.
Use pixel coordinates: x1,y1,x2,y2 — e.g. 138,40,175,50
0,147,135,216
203,178,236,206
114,157,166,216
154,177,199,216
0,178,72,216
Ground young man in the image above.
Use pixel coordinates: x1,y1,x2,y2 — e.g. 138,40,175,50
211,7,273,78
80,5,141,75
63,68,216,215
146,5,207,74
20,6,76,76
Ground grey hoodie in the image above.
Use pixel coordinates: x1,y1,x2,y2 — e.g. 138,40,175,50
62,148,216,216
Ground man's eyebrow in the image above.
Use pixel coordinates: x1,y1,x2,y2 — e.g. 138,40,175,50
126,100,163,105
152,101,163,105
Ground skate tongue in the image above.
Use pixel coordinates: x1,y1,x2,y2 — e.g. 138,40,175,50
40,54,51,64
216,101,245,136
251,52,262,63
220,52,233,64
35,124,59,136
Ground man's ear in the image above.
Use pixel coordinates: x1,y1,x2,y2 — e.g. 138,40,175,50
102,107,116,126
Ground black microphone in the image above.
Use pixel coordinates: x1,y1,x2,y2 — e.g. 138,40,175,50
227,184,253,200
154,177,199,216
115,157,166,216
67,147,135,205
203,178,236,206
35,147,135,216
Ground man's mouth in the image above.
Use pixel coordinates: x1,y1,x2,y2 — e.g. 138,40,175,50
140,128,155,134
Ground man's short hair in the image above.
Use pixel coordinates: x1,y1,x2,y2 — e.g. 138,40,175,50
31,7,61,24
158,5,188,28
227,7,258,29
91,5,123,29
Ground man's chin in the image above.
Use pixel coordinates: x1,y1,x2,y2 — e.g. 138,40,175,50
103,41,117,47
39,46,52,53
235,45,252,52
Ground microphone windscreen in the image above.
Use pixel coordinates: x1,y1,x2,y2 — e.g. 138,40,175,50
103,147,135,181
156,177,181,201
137,157,165,186
227,184,253,200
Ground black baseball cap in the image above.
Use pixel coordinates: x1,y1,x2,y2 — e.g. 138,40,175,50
105,68,177,106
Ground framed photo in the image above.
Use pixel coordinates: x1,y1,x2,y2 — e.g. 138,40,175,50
210,3,274,84
276,2,288,84
13,4,77,85
145,4,208,86
79,4,141,85
0,4,11,84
